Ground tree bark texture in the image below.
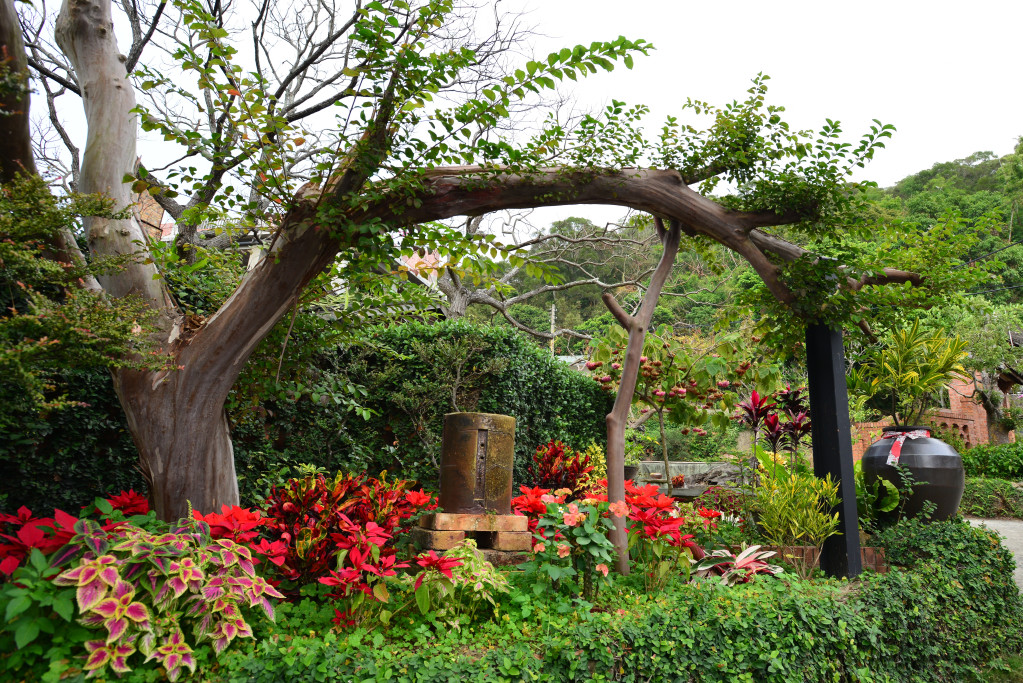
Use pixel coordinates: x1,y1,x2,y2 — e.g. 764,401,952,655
0,0,35,182
601,218,682,573
55,0,174,315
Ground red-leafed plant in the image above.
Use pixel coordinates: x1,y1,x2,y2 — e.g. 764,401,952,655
262,472,436,587
1,507,81,576
527,440,594,499
103,490,150,517
511,485,566,534
671,474,686,488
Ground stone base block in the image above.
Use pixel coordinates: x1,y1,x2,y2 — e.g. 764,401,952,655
490,531,532,551
479,549,530,567
414,524,534,553
412,527,466,551
419,512,527,533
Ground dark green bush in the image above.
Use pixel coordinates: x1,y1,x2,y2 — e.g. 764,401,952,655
960,477,1023,518
0,369,145,513
326,319,612,487
867,517,1023,678
962,442,1023,480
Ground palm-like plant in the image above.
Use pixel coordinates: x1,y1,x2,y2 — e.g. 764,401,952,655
847,319,970,426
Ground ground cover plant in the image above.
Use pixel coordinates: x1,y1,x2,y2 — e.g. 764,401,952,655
962,443,1023,480
2,463,1023,681
961,477,1023,519
208,516,1023,683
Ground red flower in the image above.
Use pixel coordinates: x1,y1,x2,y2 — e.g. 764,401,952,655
698,507,722,520
404,489,434,508
104,490,149,516
413,551,463,590
193,505,266,545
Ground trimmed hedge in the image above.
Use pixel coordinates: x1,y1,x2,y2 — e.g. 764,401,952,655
2,321,611,512
0,370,145,513
294,319,612,488
960,477,1023,519
206,519,1023,682
961,442,1023,480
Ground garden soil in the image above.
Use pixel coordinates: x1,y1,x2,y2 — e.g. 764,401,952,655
968,517,1023,589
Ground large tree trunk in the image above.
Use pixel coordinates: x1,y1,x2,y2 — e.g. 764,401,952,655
0,0,35,182
115,370,238,519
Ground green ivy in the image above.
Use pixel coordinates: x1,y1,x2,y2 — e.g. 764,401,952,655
960,477,1023,519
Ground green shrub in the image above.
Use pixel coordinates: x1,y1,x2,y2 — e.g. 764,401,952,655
0,369,145,513
961,477,1023,518
212,560,1023,683
962,442,1023,480
327,319,612,486
662,423,740,461
867,517,1023,678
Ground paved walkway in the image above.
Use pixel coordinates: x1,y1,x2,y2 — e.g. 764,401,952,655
967,517,1023,590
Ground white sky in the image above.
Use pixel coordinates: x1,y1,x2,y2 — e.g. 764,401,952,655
514,0,1023,226
55,0,1019,231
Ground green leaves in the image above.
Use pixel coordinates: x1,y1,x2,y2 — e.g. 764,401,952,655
847,318,970,425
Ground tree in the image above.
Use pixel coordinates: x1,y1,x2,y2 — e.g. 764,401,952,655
10,0,970,581
923,296,1023,443
432,214,659,343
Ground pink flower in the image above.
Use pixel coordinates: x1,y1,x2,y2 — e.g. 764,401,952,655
557,543,571,558
608,500,629,518
533,542,546,554
596,563,609,577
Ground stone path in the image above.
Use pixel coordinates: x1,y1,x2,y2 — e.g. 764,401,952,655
967,517,1023,590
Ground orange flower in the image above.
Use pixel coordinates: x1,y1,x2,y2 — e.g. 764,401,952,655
608,500,629,518
596,563,609,577
557,543,571,558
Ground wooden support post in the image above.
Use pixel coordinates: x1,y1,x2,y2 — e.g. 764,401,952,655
805,324,862,578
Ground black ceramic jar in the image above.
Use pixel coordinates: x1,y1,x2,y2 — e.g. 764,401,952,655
860,426,965,521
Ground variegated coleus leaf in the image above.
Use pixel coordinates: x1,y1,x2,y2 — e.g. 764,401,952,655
91,580,150,642
49,543,84,570
55,555,121,612
148,629,196,682
82,639,136,678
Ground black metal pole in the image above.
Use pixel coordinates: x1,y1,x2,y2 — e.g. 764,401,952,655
805,324,862,578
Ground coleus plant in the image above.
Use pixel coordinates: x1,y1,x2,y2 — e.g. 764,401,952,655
49,516,284,681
